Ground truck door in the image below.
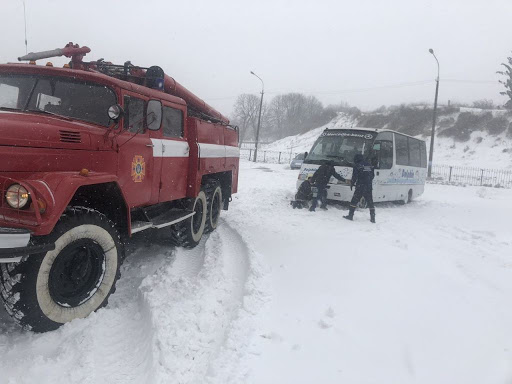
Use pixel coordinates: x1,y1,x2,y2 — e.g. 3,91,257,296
115,92,156,207
157,104,189,202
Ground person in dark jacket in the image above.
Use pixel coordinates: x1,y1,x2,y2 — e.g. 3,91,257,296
291,177,313,209
309,160,346,211
344,154,376,223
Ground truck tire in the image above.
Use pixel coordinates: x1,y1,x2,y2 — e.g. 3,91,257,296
204,180,222,233
170,191,207,248
0,207,123,332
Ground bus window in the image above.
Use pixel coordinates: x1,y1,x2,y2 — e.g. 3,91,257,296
395,134,409,166
373,132,393,169
420,141,427,168
408,138,421,167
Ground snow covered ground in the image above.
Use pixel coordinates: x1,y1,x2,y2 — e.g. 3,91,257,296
1,160,512,383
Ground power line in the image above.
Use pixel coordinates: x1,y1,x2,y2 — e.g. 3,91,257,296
204,78,500,102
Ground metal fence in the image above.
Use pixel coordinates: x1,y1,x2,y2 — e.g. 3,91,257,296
240,148,512,189
430,164,512,188
240,148,301,164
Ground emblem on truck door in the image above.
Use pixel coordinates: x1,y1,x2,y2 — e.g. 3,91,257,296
131,155,146,182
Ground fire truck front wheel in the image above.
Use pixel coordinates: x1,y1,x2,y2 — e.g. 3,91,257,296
0,207,123,332
170,191,207,248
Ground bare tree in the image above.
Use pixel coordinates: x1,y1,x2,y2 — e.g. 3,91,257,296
232,94,261,146
497,53,512,109
267,93,328,139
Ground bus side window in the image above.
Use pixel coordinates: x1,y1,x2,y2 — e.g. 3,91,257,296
408,138,421,167
374,132,393,169
395,134,409,166
420,141,427,168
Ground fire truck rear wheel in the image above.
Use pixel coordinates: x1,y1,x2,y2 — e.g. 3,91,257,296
170,191,207,248
204,180,222,233
0,207,123,332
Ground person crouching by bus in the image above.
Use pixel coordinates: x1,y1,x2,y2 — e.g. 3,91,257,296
309,160,346,212
344,154,376,223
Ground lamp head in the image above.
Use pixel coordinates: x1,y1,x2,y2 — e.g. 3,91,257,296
429,48,434,54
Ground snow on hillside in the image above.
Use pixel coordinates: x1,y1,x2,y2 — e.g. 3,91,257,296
261,113,512,169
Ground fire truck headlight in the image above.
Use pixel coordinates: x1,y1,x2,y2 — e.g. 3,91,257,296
5,184,30,209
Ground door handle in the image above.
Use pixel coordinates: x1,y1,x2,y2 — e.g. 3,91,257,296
146,144,154,148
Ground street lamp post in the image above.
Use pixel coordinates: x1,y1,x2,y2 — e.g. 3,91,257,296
427,48,440,179
250,71,264,162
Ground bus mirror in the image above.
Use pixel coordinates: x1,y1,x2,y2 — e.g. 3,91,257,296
304,152,308,159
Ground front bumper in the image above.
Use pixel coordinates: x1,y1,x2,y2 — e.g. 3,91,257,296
0,227,55,263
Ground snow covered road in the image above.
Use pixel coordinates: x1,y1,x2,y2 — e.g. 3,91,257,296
0,159,511,384
0,221,260,384
225,161,512,384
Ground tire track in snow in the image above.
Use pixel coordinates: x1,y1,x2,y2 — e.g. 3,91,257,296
0,221,257,384
139,220,255,383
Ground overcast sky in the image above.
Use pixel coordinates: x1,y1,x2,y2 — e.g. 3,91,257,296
2,0,511,115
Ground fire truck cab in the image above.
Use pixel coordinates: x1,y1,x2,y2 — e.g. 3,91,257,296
0,43,239,332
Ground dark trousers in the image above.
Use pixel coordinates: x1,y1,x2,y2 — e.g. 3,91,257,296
350,185,374,209
311,185,328,209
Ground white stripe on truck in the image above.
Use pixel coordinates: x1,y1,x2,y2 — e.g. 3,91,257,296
199,143,240,158
149,139,239,159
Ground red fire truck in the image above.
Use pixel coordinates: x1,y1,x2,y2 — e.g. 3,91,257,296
0,43,239,332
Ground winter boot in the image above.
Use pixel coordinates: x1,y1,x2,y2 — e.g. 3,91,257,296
370,208,376,223
343,206,355,221
320,204,328,210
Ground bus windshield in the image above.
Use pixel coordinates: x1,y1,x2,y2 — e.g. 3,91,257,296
304,130,377,166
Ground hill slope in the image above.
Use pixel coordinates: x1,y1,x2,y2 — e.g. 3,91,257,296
262,110,512,169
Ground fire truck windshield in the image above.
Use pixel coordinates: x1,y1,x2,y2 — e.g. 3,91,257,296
0,74,117,127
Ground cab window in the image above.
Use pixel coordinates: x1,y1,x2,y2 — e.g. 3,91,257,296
124,96,145,133
162,106,183,138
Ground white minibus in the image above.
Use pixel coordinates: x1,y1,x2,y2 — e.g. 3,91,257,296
297,127,427,204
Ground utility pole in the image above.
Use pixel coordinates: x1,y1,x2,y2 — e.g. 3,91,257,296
427,48,440,178
23,0,28,54
250,71,264,162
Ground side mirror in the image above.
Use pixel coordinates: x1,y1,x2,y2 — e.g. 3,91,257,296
304,152,308,158
147,100,162,131
108,104,124,122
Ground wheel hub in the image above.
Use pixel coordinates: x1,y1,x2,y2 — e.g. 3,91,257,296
48,239,105,307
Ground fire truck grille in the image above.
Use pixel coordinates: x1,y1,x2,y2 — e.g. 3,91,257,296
59,130,82,143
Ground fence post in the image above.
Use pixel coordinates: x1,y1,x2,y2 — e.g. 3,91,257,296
264,151,266,163
480,169,484,186
449,166,452,182
249,149,252,161
278,152,281,164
